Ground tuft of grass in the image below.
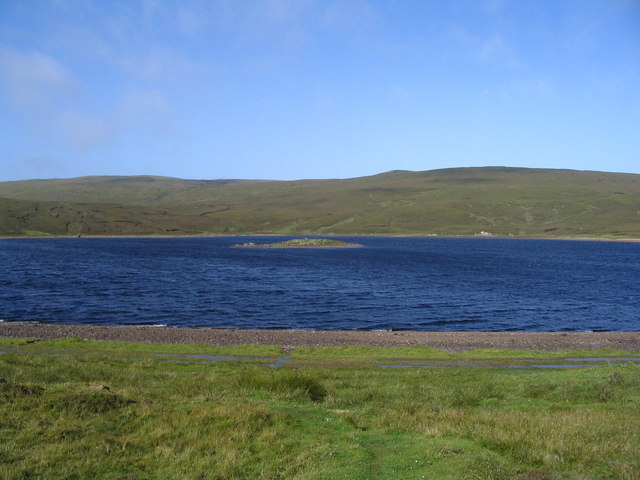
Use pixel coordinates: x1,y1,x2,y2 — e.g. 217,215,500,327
271,374,328,402
0,382,45,400
235,370,328,402
0,337,42,347
50,391,135,415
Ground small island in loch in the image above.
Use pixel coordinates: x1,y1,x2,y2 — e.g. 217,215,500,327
232,238,362,248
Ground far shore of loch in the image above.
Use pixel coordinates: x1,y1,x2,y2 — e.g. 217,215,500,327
1,234,639,243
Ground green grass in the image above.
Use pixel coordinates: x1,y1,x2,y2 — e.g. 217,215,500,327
1,339,639,479
291,346,453,359
0,336,285,357
2,167,640,237
3,338,636,361
290,345,640,361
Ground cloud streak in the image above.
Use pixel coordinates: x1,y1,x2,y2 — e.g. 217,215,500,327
2,0,638,180
0,47,76,109
57,111,113,150
0,44,176,152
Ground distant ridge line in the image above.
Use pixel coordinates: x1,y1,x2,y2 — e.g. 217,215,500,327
1,167,639,238
6,165,638,183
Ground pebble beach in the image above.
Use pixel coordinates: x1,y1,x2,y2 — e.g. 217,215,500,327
1,323,639,353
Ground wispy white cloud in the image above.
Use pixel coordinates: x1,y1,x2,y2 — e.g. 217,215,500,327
0,46,110,149
22,155,66,173
482,0,511,16
37,0,382,81
173,0,212,35
115,89,174,135
117,47,203,81
481,77,555,100
450,26,520,68
138,0,215,36
264,0,314,23
56,111,113,150
0,44,177,151
208,0,314,47
320,0,379,32
166,0,381,47
476,33,516,65
0,47,76,109
51,88,176,151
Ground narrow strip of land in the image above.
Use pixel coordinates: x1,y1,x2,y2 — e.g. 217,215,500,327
1,324,638,352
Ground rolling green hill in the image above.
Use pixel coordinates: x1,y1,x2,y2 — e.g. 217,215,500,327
1,167,639,238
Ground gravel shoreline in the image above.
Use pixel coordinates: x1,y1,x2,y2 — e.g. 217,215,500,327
1,324,639,353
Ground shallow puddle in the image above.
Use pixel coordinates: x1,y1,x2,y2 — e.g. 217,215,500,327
379,358,640,369
152,353,292,368
1,346,638,369
379,364,590,369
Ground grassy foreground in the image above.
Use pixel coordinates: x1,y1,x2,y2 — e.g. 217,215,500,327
1,338,639,479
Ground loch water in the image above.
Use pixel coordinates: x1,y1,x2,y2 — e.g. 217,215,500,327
1,236,638,331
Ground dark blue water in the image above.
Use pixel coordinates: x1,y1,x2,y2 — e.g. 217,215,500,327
1,237,638,331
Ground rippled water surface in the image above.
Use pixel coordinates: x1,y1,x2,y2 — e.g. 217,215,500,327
1,237,638,331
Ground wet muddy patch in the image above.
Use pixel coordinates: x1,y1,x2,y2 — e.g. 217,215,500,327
2,345,639,370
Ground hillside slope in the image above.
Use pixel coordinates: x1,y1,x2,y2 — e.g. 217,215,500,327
1,167,639,238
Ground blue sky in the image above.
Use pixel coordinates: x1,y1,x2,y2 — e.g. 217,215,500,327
1,0,639,181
